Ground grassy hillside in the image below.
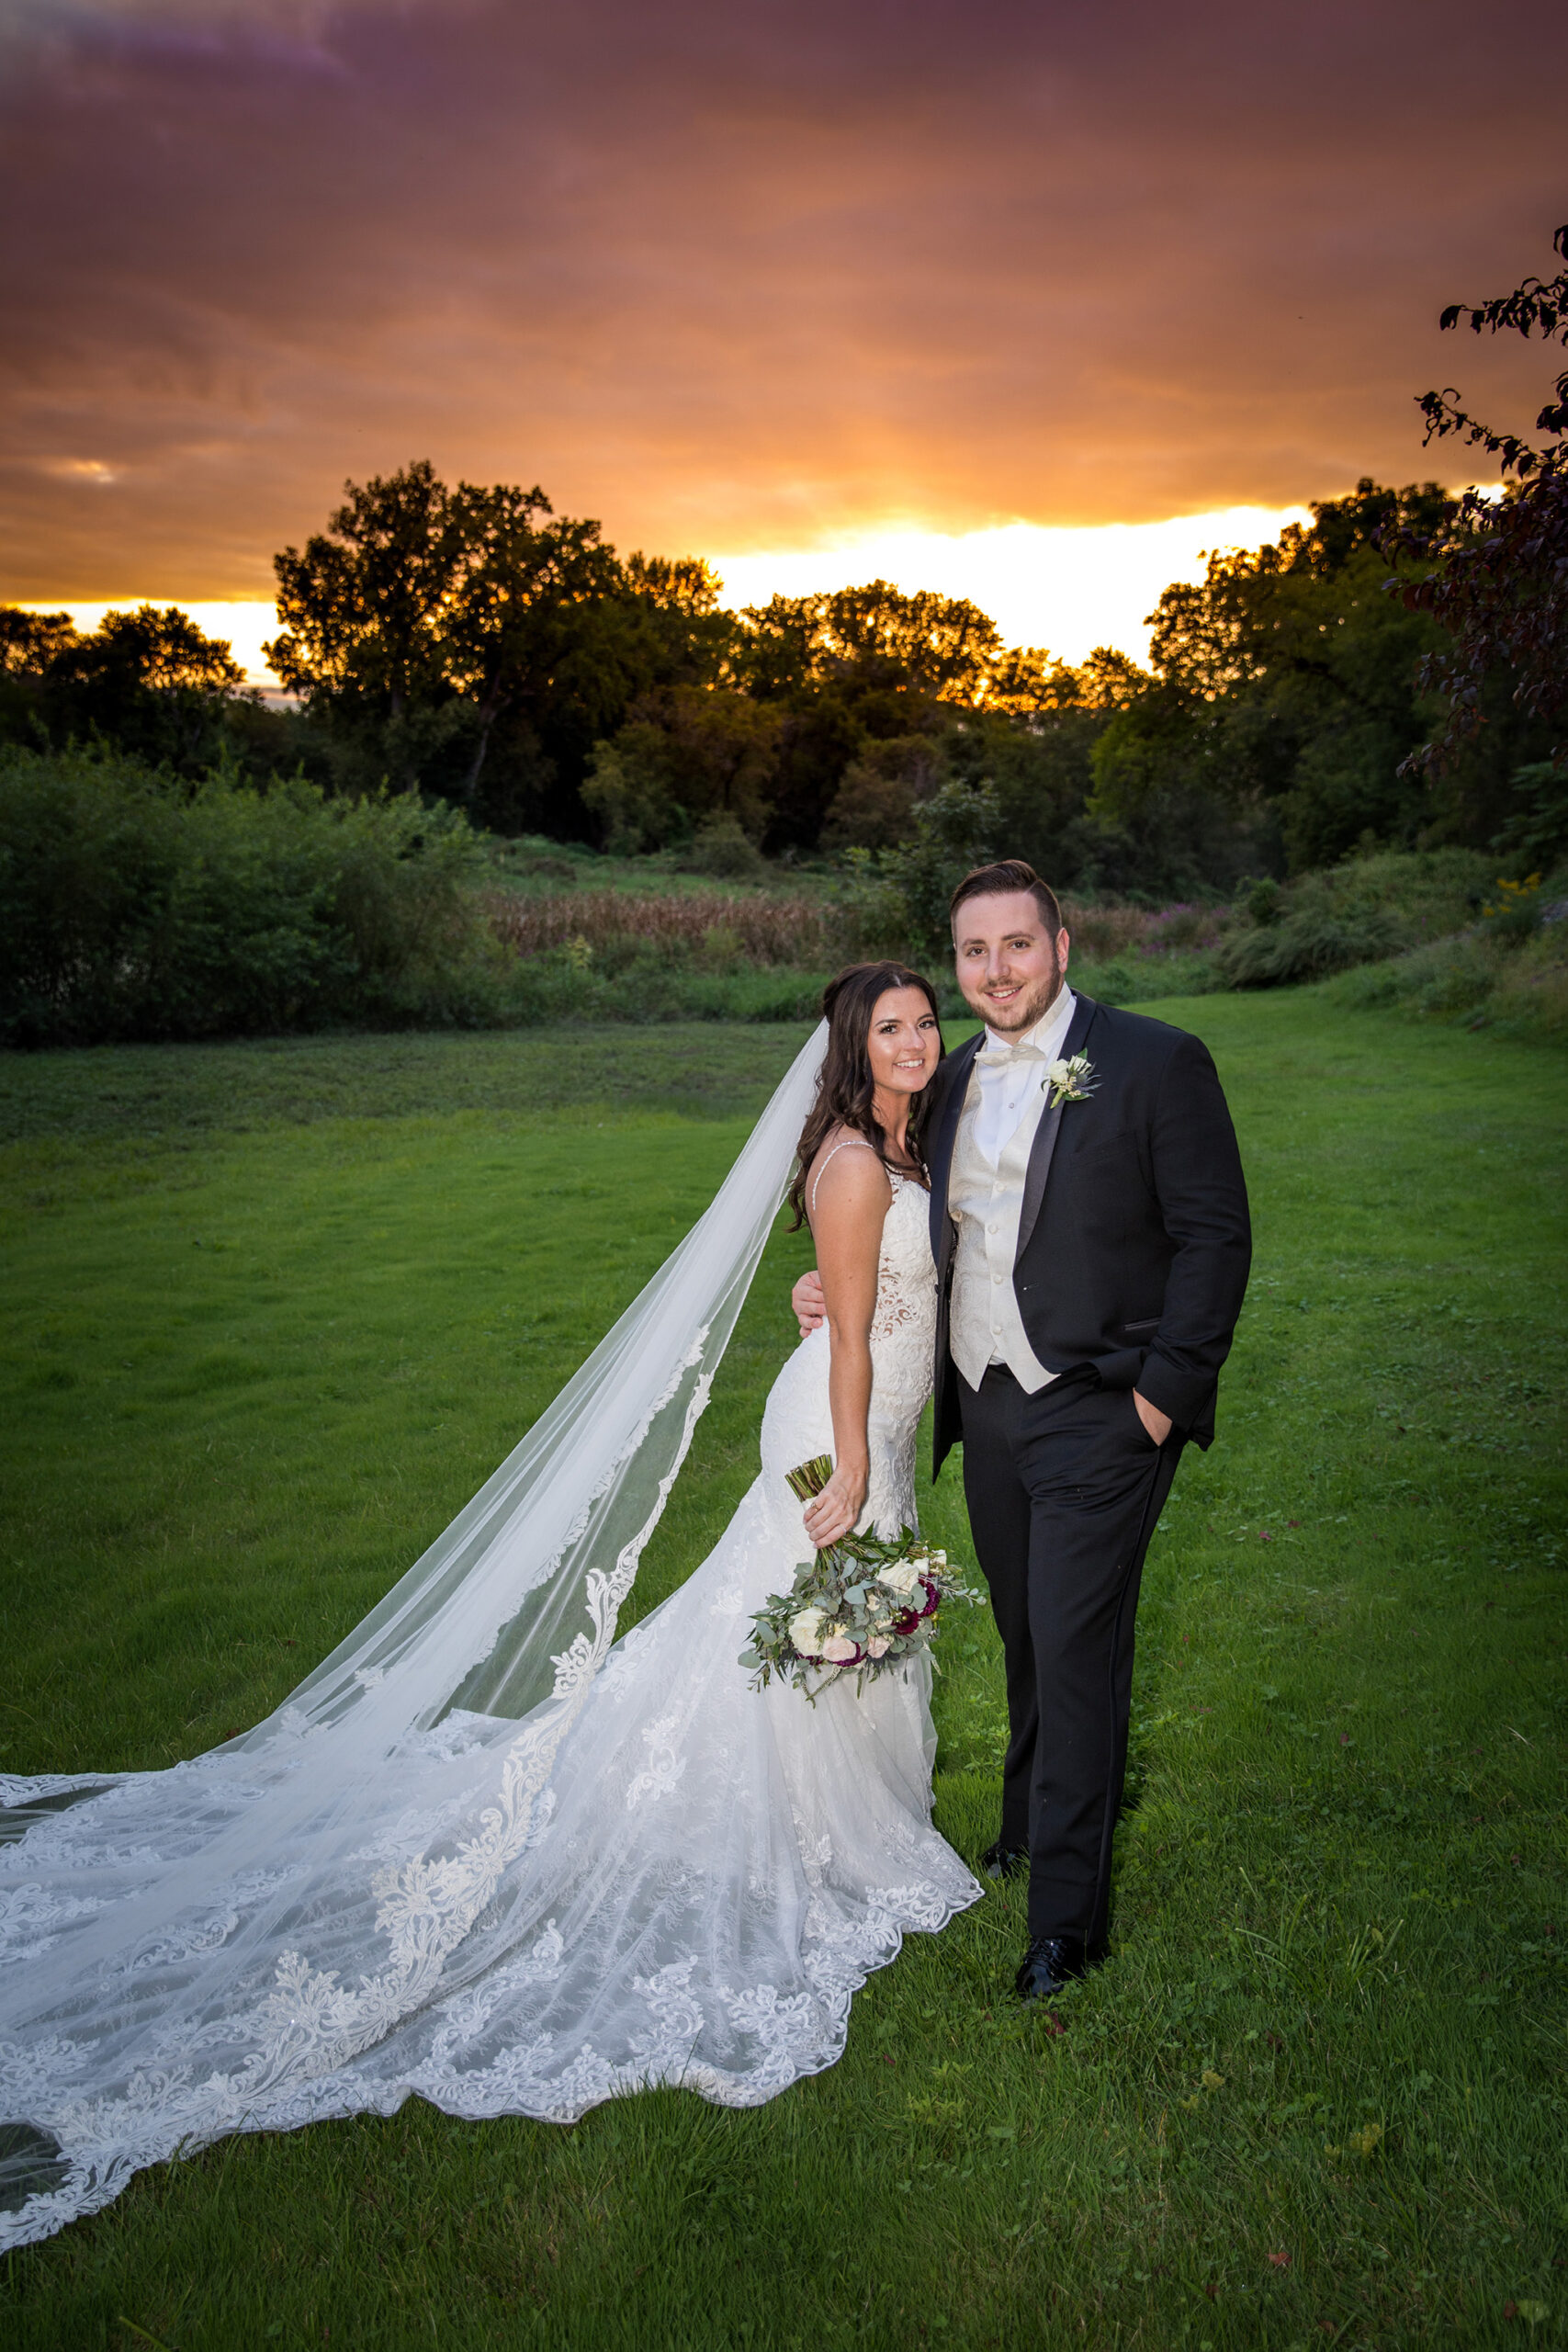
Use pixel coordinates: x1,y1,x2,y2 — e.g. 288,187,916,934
2,999,1564,2348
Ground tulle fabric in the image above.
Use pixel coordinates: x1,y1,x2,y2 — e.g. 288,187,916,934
0,1044,979,2248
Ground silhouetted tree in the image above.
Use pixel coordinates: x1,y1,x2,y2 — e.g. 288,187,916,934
1082,483,1519,871
0,608,78,677
619,553,736,685
267,466,731,827
728,581,1014,851
738,580,1007,707
40,605,246,773
440,481,626,797
1,607,79,748
269,463,494,794
1383,222,1568,771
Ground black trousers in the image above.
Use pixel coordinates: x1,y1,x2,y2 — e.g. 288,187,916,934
959,1363,1183,1948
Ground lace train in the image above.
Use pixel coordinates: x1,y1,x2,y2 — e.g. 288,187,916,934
0,1164,980,2241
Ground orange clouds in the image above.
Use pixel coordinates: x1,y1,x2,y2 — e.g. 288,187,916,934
2,0,1564,598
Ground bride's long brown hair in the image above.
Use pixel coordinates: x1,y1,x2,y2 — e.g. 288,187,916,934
786,962,944,1230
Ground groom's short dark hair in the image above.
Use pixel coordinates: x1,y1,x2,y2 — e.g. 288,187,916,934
949,860,1064,939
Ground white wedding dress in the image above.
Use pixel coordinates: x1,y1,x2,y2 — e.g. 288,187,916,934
341,1160,982,2121
0,1047,980,2249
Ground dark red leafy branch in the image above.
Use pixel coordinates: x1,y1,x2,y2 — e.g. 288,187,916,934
1381,224,1568,774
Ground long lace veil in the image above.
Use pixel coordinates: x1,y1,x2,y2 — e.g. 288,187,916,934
0,1022,829,2249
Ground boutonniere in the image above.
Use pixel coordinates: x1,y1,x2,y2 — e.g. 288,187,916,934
1043,1054,1097,1109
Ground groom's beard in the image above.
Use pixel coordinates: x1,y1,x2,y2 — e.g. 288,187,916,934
980,961,1065,1036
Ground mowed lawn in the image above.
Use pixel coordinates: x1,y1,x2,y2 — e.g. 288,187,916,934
0,999,1563,2350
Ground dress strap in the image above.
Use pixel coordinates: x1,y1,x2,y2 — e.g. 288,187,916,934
809,1135,880,1219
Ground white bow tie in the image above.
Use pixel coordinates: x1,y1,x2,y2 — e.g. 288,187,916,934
976,1036,1045,1069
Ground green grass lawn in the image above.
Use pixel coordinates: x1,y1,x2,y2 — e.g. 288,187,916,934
1,996,1564,2349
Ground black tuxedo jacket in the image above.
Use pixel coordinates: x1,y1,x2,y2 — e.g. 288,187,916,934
925,993,1251,1476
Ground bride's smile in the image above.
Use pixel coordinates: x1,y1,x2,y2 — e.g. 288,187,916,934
866,987,942,1122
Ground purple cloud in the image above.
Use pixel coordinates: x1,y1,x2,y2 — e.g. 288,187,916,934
3,0,1564,595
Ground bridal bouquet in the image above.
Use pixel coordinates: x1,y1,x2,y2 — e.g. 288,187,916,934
739,1454,981,1701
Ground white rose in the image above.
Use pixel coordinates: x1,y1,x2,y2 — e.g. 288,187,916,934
821,1634,859,1663
1046,1058,1072,1087
789,1607,826,1656
877,1560,922,1600
867,1636,891,1658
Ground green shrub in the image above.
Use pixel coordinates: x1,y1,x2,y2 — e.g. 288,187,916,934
826,851,918,961
676,813,772,882
1490,921,1568,1034
1242,876,1282,927
500,942,829,1024
820,734,947,853
1216,848,1495,989
839,781,1007,961
1323,933,1504,1022
581,690,783,854
579,732,676,854
1477,870,1550,946
1069,951,1226,1005
1494,761,1568,873
1218,897,1404,987
0,747,511,1046
1321,916,1568,1038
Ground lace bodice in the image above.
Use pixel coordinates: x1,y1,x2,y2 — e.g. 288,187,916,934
867,1168,939,1404
806,1140,936,1357
761,1153,936,1541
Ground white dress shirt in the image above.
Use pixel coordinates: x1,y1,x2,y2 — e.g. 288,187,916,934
969,986,1079,1162
948,987,1077,1394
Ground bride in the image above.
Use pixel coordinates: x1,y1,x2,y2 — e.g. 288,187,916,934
0,962,980,2249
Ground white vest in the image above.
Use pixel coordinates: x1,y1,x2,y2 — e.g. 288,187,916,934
946,987,1077,1395
948,1080,1055,1393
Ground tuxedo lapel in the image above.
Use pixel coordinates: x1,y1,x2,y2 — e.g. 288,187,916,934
1015,993,1099,1261
927,1029,984,1268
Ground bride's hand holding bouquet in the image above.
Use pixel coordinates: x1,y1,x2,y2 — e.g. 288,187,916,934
739,1454,981,1702
800,1453,868,1550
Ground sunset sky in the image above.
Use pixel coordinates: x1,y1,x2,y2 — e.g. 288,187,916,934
4,0,1565,664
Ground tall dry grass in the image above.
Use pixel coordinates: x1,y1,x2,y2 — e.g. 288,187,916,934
487,887,1231,973
485,888,836,967
1061,899,1231,959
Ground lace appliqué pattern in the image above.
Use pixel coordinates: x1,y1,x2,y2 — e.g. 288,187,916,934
0,1094,981,2245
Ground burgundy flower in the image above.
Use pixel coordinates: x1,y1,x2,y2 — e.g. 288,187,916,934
919,1579,940,1619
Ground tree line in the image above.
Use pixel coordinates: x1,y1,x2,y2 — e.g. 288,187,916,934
6,226,1563,900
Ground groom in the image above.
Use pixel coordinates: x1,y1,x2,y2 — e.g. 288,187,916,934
794,860,1250,1999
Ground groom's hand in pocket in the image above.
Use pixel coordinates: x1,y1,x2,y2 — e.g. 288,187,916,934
792,1269,826,1337
1133,1390,1173,1446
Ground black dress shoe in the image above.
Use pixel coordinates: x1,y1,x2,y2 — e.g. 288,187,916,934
980,1840,1029,1882
1014,1934,1090,2001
